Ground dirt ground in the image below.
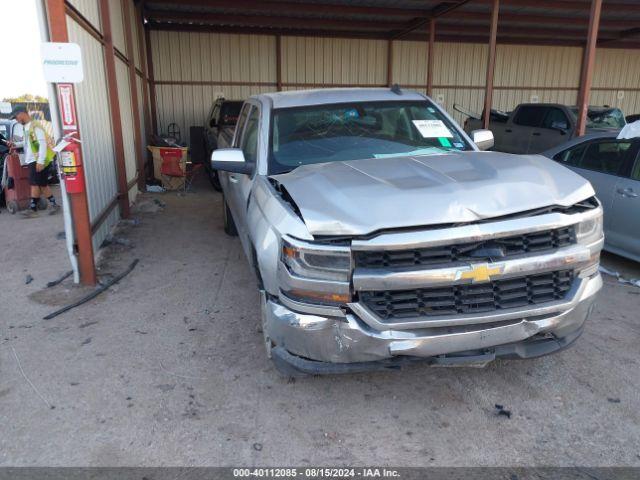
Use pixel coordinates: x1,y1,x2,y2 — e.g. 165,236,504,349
0,180,639,467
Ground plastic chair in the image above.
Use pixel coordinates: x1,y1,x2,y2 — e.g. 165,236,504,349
160,149,185,190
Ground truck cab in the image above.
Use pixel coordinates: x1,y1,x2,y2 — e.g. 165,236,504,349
466,103,625,154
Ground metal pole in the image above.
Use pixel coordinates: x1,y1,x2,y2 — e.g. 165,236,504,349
144,28,159,136
36,0,79,283
576,0,603,137
387,39,393,87
483,0,500,130
276,35,283,91
427,18,435,97
98,0,131,219
122,0,145,192
44,0,97,286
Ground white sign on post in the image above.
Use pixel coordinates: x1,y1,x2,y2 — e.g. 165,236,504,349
0,102,11,114
41,42,84,83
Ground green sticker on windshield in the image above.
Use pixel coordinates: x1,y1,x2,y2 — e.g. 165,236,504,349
438,137,452,147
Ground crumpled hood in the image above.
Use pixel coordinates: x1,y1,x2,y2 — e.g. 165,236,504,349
270,152,595,236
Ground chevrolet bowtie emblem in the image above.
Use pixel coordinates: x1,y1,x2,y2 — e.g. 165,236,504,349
458,264,504,283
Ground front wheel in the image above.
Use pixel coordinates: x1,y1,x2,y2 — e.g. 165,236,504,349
222,196,237,236
208,169,222,192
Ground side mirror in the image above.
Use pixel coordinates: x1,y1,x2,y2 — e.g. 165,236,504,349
211,148,253,174
471,129,494,151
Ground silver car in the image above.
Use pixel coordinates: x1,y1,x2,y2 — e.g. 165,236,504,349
543,133,640,262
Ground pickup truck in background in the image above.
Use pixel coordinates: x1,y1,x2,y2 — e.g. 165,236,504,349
464,103,626,154
203,97,243,190
211,88,603,376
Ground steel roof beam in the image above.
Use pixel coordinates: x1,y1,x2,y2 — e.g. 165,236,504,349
145,0,431,18
147,11,407,31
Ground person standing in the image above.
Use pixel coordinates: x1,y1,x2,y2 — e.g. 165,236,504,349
9,109,59,218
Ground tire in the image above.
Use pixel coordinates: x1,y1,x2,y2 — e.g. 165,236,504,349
38,198,48,210
222,196,237,236
209,168,222,191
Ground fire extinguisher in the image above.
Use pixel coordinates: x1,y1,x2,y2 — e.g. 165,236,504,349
58,133,85,194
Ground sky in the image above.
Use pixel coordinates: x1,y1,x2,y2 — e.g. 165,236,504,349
0,0,49,99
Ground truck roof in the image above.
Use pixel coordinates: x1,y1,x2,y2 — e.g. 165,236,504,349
255,87,427,109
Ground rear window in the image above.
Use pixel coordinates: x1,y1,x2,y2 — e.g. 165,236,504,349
570,108,626,129
513,106,547,127
219,102,243,126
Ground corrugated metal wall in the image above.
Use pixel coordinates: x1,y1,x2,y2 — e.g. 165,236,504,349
150,31,276,140
149,31,640,134
281,37,388,87
66,13,119,252
115,57,138,203
63,0,147,253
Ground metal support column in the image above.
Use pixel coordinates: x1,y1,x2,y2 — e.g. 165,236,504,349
483,0,500,130
145,27,159,136
387,39,393,87
576,0,603,137
122,0,145,191
276,35,283,91
44,0,97,286
98,0,130,218
427,18,435,97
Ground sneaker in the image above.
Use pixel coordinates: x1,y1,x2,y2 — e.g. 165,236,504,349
48,204,61,215
20,209,39,219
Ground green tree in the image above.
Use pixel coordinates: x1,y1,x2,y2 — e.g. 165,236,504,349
2,94,49,103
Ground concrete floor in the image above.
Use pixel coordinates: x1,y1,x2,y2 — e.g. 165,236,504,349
1,181,639,467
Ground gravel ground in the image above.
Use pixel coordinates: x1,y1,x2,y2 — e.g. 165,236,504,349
0,182,639,467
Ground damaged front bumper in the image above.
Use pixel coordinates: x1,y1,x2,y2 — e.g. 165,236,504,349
264,273,602,374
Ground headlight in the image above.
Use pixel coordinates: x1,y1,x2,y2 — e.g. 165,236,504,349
575,209,603,245
280,236,352,306
281,237,351,282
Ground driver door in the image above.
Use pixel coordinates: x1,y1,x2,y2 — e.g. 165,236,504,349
226,103,260,254
530,107,570,153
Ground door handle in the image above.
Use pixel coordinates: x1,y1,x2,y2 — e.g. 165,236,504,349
532,132,541,136
229,174,239,183
617,187,638,198
505,129,512,133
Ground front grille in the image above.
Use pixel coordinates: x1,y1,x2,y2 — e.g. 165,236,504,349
360,270,574,321
355,226,576,269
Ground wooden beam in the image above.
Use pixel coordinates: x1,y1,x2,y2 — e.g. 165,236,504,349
44,0,97,286
99,0,130,218
576,0,603,137
483,0,500,130
122,0,145,192
427,18,435,97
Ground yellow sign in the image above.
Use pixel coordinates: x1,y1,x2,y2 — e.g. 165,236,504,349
459,264,504,283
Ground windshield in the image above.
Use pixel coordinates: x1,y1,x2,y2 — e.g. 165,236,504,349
269,101,471,174
570,108,626,129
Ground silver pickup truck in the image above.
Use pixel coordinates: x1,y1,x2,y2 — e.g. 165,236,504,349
211,88,603,375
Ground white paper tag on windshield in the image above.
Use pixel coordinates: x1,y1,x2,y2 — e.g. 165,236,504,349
412,119,453,138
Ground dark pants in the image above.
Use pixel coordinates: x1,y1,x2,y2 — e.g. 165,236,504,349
29,163,51,187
